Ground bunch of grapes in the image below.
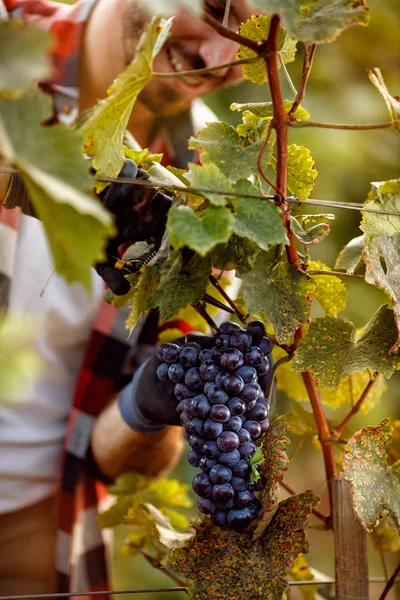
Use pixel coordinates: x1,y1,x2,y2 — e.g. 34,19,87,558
156,320,272,532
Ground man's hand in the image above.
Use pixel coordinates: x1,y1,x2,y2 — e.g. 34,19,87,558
95,159,172,295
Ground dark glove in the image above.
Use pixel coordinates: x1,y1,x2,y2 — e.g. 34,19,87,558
95,159,172,295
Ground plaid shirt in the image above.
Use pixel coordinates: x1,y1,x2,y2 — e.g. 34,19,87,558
1,1,199,596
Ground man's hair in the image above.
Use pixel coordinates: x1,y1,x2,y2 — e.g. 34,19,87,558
122,1,150,64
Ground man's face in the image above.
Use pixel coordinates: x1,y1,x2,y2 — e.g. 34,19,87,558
123,0,253,117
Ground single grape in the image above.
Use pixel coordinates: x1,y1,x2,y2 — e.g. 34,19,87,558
199,348,213,362
240,382,261,403
209,464,232,484
246,320,266,344
160,343,180,364
156,345,164,361
219,322,241,335
230,476,248,492
156,362,169,382
188,435,205,453
184,367,204,391
243,420,262,440
224,416,243,433
193,395,211,419
215,334,231,349
223,374,245,395
244,346,263,367
227,397,246,416
211,511,228,527
185,418,204,436
179,345,199,368
210,346,222,360
237,428,251,445
247,401,269,422
259,336,273,355
236,365,257,383
188,450,201,467
230,330,252,353
174,383,198,401
257,357,271,376
203,440,220,459
204,419,224,439
198,497,216,515
245,399,257,412
199,456,217,472
259,417,270,433
247,502,261,520
239,441,257,459
206,384,229,405
253,474,267,491
167,362,185,383
192,472,212,498
232,459,251,478
215,371,229,386
180,410,190,427
235,489,254,508
226,508,252,531
209,404,231,423
217,431,240,452
186,341,202,351
216,498,234,510
220,348,244,371
199,360,221,382
212,483,234,503
218,449,241,468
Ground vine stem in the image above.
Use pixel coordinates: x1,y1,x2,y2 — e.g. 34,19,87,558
378,562,400,600
307,269,364,280
290,120,393,131
204,12,267,53
331,374,380,438
153,55,259,79
209,274,248,322
289,44,316,118
281,481,330,525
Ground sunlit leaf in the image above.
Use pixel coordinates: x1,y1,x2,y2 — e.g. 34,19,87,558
231,101,310,121
145,504,193,549
309,260,347,316
371,516,400,553
361,179,400,238
290,554,320,600
270,144,317,202
146,478,193,508
186,162,232,207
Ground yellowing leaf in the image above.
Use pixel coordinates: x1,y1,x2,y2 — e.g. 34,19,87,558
309,260,347,316
126,265,160,333
146,478,193,509
231,101,310,122
361,179,400,238
271,144,317,202
290,554,320,600
371,516,400,553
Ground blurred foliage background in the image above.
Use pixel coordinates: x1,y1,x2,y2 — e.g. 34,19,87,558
58,0,400,597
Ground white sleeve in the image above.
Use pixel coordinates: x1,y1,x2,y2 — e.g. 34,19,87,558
0,1,9,20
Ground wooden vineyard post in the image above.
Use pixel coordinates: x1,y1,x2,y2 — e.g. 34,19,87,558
333,477,369,599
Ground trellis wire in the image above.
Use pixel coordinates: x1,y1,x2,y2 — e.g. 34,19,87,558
1,167,399,218
0,578,399,600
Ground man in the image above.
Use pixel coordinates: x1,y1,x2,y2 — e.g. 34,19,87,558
0,0,255,595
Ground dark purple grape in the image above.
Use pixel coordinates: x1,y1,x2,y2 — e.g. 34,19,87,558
198,497,216,515
243,420,262,440
210,346,222,360
215,371,229,386
230,330,252,353
224,374,245,395
239,441,257,459
230,476,247,492
188,435,205,453
219,449,241,468
206,384,229,405
245,399,258,411
227,397,246,416
220,348,244,371
216,498,234,510
192,472,212,498
199,348,213,362
180,410,190,426
226,508,252,531
211,511,228,527
156,362,170,381
184,367,204,391
212,483,234,503
236,365,257,383
160,343,180,364
217,431,240,452
233,459,251,478
237,428,251,445
203,440,220,459
193,395,211,419
167,362,185,382
215,334,231,349
246,320,266,344
179,345,199,368
247,401,269,422
244,346,263,366
259,336,273,355
210,404,231,423
156,345,164,361
199,360,221,382
259,417,270,433
240,382,261,403
253,474,267,491
247,502,262,519
235,489,254,508
224,416,243,433
210,464,232,484
188,450,202,467
257,357,271,376
204,419,224,439
174,383,198,401
219,322,241,335
186,418,204,436
199,456,217,472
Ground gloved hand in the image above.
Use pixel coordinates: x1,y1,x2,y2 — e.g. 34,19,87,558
95,159,172,295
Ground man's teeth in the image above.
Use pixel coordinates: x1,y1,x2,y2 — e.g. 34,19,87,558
170,53,183,73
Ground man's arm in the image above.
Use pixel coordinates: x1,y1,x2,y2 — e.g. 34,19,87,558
90,399,184,480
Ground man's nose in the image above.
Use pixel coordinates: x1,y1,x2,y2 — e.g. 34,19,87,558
200,34,242,81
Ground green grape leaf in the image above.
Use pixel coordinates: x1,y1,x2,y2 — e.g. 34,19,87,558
124,146,163,169
0,315,42,403
291,217,330,245
335,235,365,273
167,491,318,600
98,495,138,528
309,260,347,316
0,21,52,98
186,162,232,207
240,249,316,343
371,516,400,553
236,111,270,146
292,305,400,389
211,235,261,273
188,121,271,181
231,100,310,122
150,251,211,320
232,179,288,250
290,554,320,600
341,419,400,532
270,144,317,202
250,445,265,482
369,69,400,135
168,205,234,255
0,91,114,290
121,532,147,556
126,266,160,333
253,416,291,538
364,233,400,352
252,0,369,43
107,472,150,496
285,402,318,436
361,179,400,238
80,17,172,178
160,508,190,532
145,478,193,509
237,15,297,85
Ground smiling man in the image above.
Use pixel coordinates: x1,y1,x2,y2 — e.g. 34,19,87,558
0,0,255,596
